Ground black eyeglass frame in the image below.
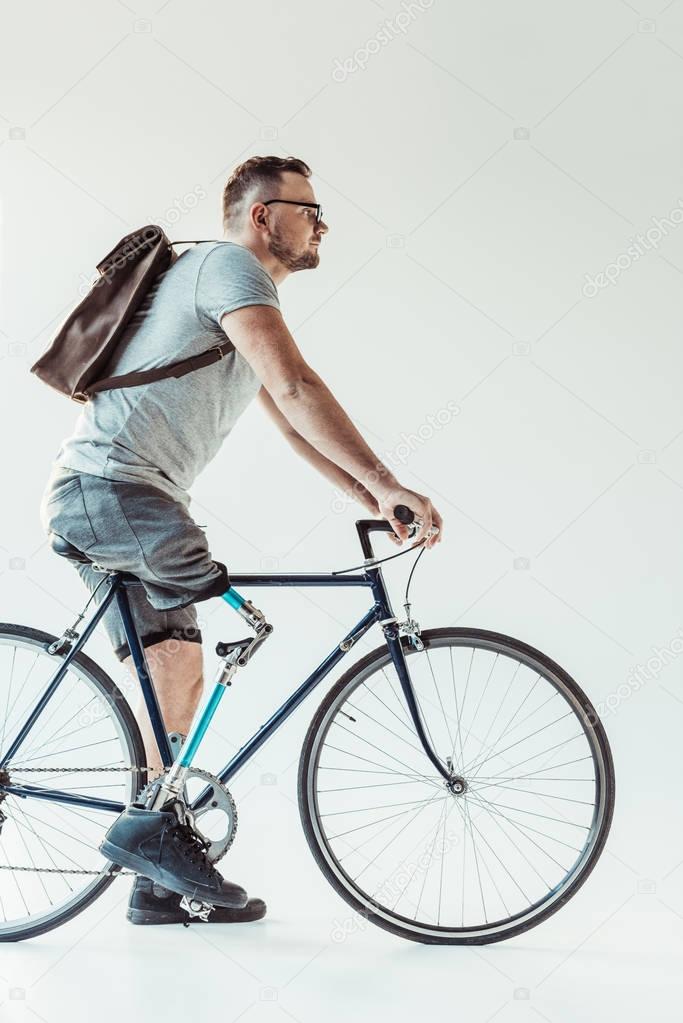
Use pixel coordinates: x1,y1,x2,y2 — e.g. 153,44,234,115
262,199,324,224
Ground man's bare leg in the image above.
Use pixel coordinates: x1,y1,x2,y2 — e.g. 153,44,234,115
122,638,204,780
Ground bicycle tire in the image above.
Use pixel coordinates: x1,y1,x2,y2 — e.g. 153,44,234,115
298,627,615,945
0,623,147,942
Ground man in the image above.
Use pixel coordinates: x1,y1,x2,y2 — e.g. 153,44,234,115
40,155,443,926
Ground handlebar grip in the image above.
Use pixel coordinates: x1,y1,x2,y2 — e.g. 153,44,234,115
394,504,415,525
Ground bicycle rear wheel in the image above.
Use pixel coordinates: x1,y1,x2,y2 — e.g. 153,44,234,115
298,627,615,944
0,624,147,941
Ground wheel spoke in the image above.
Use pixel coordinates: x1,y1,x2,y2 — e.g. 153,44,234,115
0,629,141,938
449,647,474,771
321,742,442,790
465,789,583,859
304,633,612,942
465,671,541,776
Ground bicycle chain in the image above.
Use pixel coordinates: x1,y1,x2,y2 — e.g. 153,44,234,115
8,766,146,773
0,864,134,876
1,766,146,875
1,766,234,875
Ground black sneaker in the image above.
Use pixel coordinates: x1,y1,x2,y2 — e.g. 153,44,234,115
126,876,266,925
99,801,249,909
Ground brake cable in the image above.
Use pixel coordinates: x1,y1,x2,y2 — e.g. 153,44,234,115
331,527,430,579
403,543,426,606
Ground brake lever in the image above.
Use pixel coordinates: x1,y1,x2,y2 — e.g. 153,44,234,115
405,520,439,543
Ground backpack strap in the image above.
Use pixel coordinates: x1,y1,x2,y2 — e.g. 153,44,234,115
84,336,235,397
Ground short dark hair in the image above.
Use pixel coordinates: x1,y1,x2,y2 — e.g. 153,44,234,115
222,155,312,231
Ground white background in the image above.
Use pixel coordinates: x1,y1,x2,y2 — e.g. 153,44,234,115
1,0,682,1018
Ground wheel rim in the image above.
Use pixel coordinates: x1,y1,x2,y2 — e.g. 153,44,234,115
0,632,142,938
305,633,612,940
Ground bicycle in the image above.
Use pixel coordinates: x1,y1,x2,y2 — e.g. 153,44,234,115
0,506,614,943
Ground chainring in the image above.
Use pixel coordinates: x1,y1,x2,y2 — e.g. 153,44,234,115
137,767,237,864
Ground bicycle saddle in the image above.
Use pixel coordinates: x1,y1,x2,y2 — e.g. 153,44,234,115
49,532,91,565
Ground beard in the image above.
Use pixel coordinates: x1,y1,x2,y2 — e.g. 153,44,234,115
268,224,319,271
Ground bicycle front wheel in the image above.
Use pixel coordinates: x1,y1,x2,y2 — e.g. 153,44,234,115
0,624,147,942
298,627,615,945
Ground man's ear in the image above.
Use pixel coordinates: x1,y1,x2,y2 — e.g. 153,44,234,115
252,203,268,228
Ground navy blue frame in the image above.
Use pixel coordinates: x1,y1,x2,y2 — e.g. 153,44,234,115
1,520,448,818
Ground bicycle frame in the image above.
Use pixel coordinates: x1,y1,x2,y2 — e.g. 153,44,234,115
0,520,450,820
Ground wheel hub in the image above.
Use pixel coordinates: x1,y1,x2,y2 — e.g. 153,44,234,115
446,775,468,796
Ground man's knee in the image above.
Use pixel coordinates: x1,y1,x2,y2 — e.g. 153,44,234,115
114,623,202,663
147,637,203,678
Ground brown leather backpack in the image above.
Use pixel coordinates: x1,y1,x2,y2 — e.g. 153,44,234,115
30,224,235,404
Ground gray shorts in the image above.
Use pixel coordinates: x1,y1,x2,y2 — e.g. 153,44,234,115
40,466,229,662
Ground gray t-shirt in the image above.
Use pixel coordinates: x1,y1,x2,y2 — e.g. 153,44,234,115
52,241,280,508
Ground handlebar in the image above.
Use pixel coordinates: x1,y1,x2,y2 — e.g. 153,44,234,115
355,504,423,559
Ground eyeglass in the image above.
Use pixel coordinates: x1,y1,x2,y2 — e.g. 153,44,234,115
262,199,324,224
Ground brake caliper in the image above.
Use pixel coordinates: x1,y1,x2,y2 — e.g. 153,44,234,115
398,601,424,651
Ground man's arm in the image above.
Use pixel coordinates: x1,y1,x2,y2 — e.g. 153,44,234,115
222,306,400,495
221,304,442,546
256,385,378,515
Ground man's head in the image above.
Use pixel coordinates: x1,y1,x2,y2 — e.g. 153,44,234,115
222,156,328,276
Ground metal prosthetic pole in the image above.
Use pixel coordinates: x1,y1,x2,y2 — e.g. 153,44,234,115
145,587,273,814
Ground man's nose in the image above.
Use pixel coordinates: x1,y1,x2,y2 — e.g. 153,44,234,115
316,218,329,235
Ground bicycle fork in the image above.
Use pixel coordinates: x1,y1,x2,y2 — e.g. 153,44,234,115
380,617,460,791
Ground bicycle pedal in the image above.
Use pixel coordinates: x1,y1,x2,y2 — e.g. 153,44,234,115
179,895,215,924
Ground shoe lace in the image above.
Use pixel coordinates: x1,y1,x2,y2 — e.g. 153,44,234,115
162,812,217,878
